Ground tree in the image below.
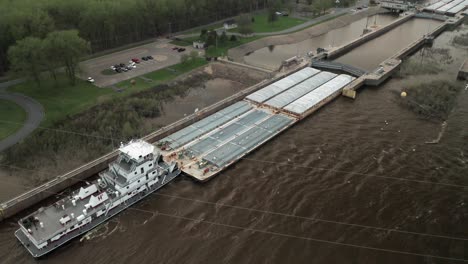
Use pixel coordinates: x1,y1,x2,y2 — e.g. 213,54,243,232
230,35,238,41
238,14,253,35
8,37,45,86
189,50,199,60
44,30,89,85
205,30,218,47
180,54,190,64
220,31,228,43
268,8,278,23
205,45,218,58
42,36,60,82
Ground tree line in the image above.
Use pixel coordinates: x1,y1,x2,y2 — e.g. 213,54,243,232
8,30,89,86
0,0,276,76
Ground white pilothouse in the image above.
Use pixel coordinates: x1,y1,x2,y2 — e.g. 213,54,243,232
15,140,181,257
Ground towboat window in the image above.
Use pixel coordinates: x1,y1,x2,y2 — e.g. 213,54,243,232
141,168,144,173
149,163,152,167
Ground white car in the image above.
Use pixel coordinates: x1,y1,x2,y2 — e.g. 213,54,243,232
87,77,95,83
110,66,116,70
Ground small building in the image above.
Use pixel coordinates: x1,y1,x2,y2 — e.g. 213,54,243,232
223,19,237,30
381,0,411,12
193,40,205,49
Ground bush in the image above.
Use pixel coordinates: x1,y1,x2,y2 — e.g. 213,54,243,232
220,31,228,43
399,80,462,120
180,54,190,64
230,35,238,41
190,50,199,59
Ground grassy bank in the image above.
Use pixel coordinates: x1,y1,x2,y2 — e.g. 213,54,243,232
3,72,212,184
206,36,262,57
115,57,208,91
8,58,208,127
229,13,306,33
8,77,113,127
0,99,27,140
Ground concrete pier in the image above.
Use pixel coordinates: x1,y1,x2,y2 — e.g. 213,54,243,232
340,14,462,98
326,13,415,60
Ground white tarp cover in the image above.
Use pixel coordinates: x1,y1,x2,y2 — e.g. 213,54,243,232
446,0,468,13
264,71,337,109
284,74,355,115
437,0,464,12
246,67,320,103
425,0,451,11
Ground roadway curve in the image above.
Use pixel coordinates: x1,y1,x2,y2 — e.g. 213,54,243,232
0,79,44,152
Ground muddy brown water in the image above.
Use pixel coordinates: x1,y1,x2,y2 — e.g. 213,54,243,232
244,14,398,70
1,27,468,264
334,18,442,71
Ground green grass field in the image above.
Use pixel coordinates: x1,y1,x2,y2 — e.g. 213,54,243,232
170,36,201,46
115,57,208,91
9,58,208,127
8,76,114,127
0,99,27,140
230,13,306,33
205,36,262,57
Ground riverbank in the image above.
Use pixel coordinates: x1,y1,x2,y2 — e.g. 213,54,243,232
228,7,385,62
0,62,269,199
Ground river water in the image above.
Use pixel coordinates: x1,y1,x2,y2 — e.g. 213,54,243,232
334,18,442,70
0,21,467,264
244,13,398,70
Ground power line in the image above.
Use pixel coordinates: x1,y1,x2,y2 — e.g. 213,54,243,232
152,192,468,241
1,161,468,242
1,161,467,261
240,157,468,189
128,207,468,263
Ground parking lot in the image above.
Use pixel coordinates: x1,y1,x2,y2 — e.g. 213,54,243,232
79,38,199,87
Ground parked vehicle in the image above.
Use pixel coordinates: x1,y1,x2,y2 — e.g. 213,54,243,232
87,77,95,83
131,58,140,63
142,57,149,61
172,47,179,50
147,55,154,60
177,48,186,52
110,66,116,70
119,63,125,67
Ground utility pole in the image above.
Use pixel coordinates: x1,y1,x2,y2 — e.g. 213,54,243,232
109,127,115,148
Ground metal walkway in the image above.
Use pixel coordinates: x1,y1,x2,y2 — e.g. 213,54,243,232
310,60,367,77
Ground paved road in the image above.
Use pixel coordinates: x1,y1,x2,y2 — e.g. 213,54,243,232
0,79,44,152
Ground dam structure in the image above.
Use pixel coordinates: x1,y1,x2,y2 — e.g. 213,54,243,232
1,6,466,222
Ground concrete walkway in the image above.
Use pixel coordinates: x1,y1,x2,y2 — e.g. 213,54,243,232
0,79,44,152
